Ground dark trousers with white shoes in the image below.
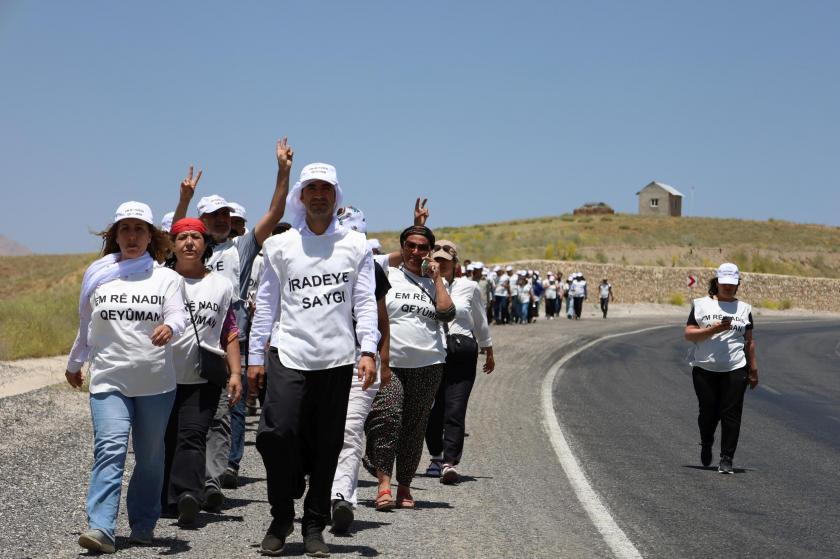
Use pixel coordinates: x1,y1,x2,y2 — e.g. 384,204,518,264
692,366,748,459
256,349,353,533
425,340,479,466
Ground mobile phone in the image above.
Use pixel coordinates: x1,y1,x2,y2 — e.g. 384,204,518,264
421,259,430,276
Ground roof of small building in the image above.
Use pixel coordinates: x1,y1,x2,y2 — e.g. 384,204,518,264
636,181,684,197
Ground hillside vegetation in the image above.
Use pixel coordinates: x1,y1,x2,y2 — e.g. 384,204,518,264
1,213,839,360
373,214,840,278
0,253,96,360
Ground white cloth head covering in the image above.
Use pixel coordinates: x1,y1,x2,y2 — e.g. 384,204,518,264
337,205,367,234
286,163,343,228
160,211,175,233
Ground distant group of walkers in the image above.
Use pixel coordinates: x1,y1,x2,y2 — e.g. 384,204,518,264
65,137,497,557
473,266,614,323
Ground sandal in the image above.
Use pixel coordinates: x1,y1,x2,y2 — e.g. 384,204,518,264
396,487,415,509
375,489,395,511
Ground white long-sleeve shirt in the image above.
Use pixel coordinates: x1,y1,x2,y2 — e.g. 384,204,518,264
448,277,493,348
248,219,379,369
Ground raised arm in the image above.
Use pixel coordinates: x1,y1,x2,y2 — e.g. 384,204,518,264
251,137,293,246
174,165,203,221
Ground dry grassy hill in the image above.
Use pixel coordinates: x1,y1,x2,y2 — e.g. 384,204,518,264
372,213,840,278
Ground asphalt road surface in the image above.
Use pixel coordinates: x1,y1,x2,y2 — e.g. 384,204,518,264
554,319,840,558
1,315,836,558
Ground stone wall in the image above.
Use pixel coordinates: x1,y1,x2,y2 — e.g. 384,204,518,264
501,259,840,312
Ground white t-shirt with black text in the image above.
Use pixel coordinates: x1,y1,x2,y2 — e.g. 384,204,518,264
384,266,447,368
688,296,753,372
171,273,235,384
86,267,185,396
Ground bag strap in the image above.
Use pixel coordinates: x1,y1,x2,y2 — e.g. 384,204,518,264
185,299,202,347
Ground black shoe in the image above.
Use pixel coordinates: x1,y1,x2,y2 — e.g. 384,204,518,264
220,467,238,489
203,487,225,512
331,497,354,534
700,444,712,467
718,456,734,474
177,494,200,525
260,520,293,556
304,530,330,557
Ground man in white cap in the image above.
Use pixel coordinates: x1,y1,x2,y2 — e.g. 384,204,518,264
248,163,379,556
228,202,248,238
171,139,292,508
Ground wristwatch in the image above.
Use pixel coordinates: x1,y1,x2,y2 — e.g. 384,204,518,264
361,351,376,359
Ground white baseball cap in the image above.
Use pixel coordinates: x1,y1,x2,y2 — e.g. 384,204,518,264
494,265,502,272
113,201,154,225
466,263,475,272
472,261,484,269
197,195,233,216
286,163,344,227
505,265,513,271
229,202,247,220
716,262,740,285
160,211,174,232
337,205,367,234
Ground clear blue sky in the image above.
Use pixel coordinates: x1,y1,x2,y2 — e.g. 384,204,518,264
2,0,838,253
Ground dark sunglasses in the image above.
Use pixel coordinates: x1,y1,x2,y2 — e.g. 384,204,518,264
433,244,456,255
404,240,430,252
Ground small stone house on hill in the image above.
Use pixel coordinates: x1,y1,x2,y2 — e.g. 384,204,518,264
637,181,683,217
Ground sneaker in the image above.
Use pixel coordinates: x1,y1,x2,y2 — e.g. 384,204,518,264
203,487,225,512
425,459,443,477
129,528,154,545
718,456,734,474
260,520,294,556
304,529,330,558
220,467,238,489
440,464,459,485
700,444,712,467
78,529,115,554
178,493,200,525
331,496,354,534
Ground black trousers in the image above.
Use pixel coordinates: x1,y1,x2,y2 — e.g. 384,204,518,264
425,345,479,466
256,349,352,532
692,366,748,459
573,296,584,318
600,297,609,317
162,381,222,510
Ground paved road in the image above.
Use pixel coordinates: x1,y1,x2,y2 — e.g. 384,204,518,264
554,320,840,558
1,315,835,558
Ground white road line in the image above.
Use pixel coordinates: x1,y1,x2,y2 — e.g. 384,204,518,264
541,325,670,559
762,384,782,395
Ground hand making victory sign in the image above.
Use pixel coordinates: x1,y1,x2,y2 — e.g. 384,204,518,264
180,165,203,201
276,136,294,172
414,197,429,226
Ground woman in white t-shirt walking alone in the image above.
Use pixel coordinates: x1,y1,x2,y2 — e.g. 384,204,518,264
685,263,759,474
66,202,187,554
